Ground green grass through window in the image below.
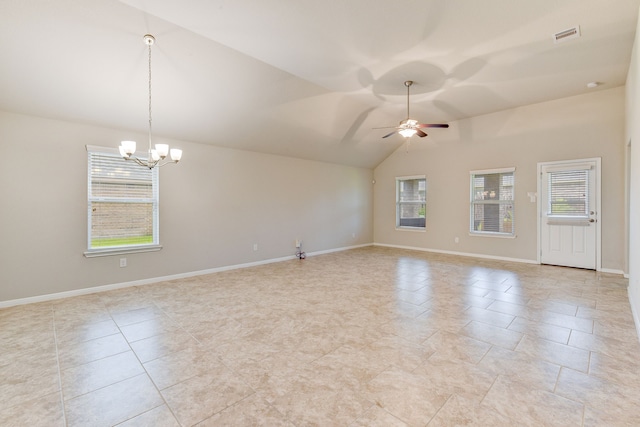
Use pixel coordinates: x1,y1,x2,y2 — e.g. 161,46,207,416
91,235,153,248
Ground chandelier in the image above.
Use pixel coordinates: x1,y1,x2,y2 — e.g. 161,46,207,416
119,34,182,168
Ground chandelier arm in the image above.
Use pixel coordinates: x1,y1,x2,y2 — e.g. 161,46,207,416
124,155,178,168
130,157,151,168
155,159,179,167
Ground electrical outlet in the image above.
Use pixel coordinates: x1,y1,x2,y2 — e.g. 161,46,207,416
295,239,301,248
454,237,459,244
352,233,356,238
119,258,127,268
253,243,258,251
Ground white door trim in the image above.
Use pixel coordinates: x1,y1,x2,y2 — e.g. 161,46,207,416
537,157,602,270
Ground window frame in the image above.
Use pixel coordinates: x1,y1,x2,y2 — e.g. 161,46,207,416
546,166,591,219
395,175,427,231
469,167,515,238
84,145,162,257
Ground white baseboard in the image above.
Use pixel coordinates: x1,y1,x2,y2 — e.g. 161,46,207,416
373,243,627,276
599,268,626,276
306,243,372,256
630,289,640,343
3,242,625,310
0,243,373,309
373,243,539,265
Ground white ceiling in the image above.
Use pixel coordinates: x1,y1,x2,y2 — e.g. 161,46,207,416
1,0,639,168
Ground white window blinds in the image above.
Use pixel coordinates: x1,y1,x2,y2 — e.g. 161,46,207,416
87,148,159,252
548,169,589,217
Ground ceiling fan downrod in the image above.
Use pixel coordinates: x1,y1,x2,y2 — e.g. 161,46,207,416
405,80,413,119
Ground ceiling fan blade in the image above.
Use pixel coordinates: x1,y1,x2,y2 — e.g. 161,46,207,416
373,126,400,130
382,130,398,138
416,129,427,137
416,123,449,128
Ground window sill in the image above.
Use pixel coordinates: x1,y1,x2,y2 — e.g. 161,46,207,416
396,227,426,232
469,232,516,239
84,244,163,258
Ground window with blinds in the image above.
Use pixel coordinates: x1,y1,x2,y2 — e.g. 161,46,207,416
548,169,589,217
396,176,426,229
470,168,515,235
87,148,159,252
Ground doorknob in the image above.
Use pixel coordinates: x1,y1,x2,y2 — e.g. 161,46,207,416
589,219,595,223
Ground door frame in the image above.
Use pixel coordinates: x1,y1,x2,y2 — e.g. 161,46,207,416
536,157,602,270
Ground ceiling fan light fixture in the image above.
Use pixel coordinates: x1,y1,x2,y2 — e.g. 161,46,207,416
399,128,417,138
373,80,448,139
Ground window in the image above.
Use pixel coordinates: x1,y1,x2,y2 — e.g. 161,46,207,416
470,168,514,236
396,176,426,229
548,169,589,217
85,146,160,256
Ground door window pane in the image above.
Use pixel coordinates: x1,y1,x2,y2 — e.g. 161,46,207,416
548,170,588,216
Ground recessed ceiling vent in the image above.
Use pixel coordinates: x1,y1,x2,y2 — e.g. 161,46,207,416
553,26,581,44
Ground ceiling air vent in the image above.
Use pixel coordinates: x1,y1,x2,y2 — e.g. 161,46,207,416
553,26,581,44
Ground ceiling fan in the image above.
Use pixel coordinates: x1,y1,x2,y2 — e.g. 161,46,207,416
375,80,449,139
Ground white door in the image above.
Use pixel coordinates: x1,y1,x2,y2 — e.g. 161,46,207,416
539,159,599,270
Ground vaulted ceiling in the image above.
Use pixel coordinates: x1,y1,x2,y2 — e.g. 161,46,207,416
1,0,639,168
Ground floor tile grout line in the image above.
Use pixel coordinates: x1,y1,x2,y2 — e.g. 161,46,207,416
51,303,69,427
57,293,181,424
551,366,588,426
110,404,169,427
478,372,500,407
61,372,154,402
115,299,184,426
147,295,317,425
425,393,456,426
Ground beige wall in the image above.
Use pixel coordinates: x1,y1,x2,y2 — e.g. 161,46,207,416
374,87,626,271
0,111,373,303
0,85,630,304
626,8,640,336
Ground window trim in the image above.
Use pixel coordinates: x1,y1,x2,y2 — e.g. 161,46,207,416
84,244,162,258
544,165,592,220
395,175,427,231
84,145,162,257
469,167,515,238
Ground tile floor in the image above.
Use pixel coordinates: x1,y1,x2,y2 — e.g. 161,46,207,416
1,246,639,426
